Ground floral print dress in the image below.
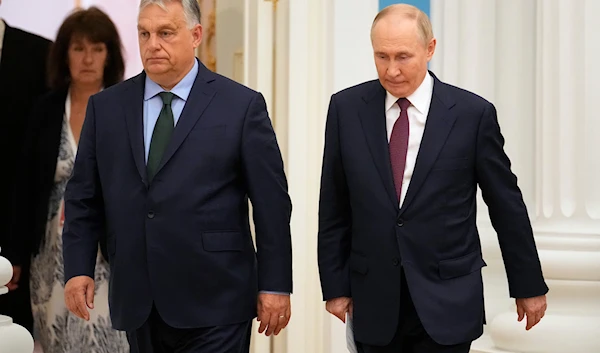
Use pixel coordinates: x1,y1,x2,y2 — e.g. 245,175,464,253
29,92,129,353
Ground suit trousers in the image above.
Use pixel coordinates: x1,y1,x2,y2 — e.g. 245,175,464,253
126,305,252,353
356,269,472,353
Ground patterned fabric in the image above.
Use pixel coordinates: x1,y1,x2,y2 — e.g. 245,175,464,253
389,98,411,202
30,118,129,353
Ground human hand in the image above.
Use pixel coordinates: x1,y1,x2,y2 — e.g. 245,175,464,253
257,293,291,336
516,295,547,330
326,296,353,323
6,266,21,291
64,276,95,321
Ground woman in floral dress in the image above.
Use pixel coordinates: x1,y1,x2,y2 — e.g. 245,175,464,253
15,7,129,353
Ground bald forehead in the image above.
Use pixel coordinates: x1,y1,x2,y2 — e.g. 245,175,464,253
371,16,419,42
372,5,419,27
371,4,431,46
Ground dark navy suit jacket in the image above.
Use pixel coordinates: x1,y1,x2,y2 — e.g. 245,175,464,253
317,72,548,346
63,62,292,331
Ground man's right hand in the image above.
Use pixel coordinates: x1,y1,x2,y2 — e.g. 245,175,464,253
7,266,21,291
326,297,353,323
64,275,95,321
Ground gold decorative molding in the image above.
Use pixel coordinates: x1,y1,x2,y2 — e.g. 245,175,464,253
196,0,217,72
264,0,279,11
233,49,244,83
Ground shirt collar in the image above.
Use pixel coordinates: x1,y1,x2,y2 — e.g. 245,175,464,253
385,71,434,114
144,58,199,101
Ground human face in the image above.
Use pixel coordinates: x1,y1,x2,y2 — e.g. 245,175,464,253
68,36,107,87
137,2,202,89
371,18,435,98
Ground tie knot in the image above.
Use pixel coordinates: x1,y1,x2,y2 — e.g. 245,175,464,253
397,98,411,111
159,91,175,105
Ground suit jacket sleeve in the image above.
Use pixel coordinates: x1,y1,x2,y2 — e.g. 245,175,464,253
476,102,548,298
241,92,293,293
4,101,45,266
62,95,105,282
317,95,352,301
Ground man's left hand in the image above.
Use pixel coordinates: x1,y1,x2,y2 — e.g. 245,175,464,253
516,295,547,330
257,293,291,336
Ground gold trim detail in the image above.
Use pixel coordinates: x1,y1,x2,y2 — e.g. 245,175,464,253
196,0,217,72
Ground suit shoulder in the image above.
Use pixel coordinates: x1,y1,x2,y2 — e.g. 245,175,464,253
437,80,493,109
210,72,259,99
7,26,52,48
92,78,132,102
332,80,380,101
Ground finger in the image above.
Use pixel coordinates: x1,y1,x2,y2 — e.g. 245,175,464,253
277,307,291,334
526,311,535,330
541,303,547,318
529,313,541,330
349,302,354,317
337,310,346,323
6,282,18,291
73,295,86,320
534,313,542,327
67,292,83,319
274,314,286,335
285,306,292,327
75,288,90,320
86,282,95,309
266,313,278,336
257,312,268,333
517,304,525,322
68,291,83,318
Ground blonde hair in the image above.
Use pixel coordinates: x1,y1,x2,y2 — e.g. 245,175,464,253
371,4,434,45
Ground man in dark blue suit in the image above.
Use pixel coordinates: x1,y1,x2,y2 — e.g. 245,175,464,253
62,1,292,352
318,4,548,353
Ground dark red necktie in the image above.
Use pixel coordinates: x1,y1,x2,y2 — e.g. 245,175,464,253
389,98,411,203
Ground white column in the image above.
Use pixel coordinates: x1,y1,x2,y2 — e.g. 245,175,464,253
277,1,378,352
430,0,537,334
279,0,329,352
431,0,600,352
484,1,600,352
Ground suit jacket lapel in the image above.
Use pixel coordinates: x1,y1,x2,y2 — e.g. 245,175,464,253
156,63,216,174
359,83,398,209
124,73,147,185
399,75,457,215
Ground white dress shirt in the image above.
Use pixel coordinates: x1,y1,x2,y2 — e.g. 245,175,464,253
385,71,434,208
0,20,6,62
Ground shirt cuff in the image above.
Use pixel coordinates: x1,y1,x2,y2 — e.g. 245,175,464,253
259,291,290,295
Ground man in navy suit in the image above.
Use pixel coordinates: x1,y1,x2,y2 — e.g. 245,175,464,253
62,1,292,352
318,4,548,353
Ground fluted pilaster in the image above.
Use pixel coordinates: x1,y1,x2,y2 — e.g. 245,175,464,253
431,0,600,352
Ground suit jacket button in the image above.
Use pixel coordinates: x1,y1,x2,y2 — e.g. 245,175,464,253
396,219,404,227
392,258,400,266
147,211,155,219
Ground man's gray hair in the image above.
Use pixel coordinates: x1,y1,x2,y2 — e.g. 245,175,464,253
139,0,201,28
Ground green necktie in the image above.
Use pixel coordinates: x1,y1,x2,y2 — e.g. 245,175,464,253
147,92,175,183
